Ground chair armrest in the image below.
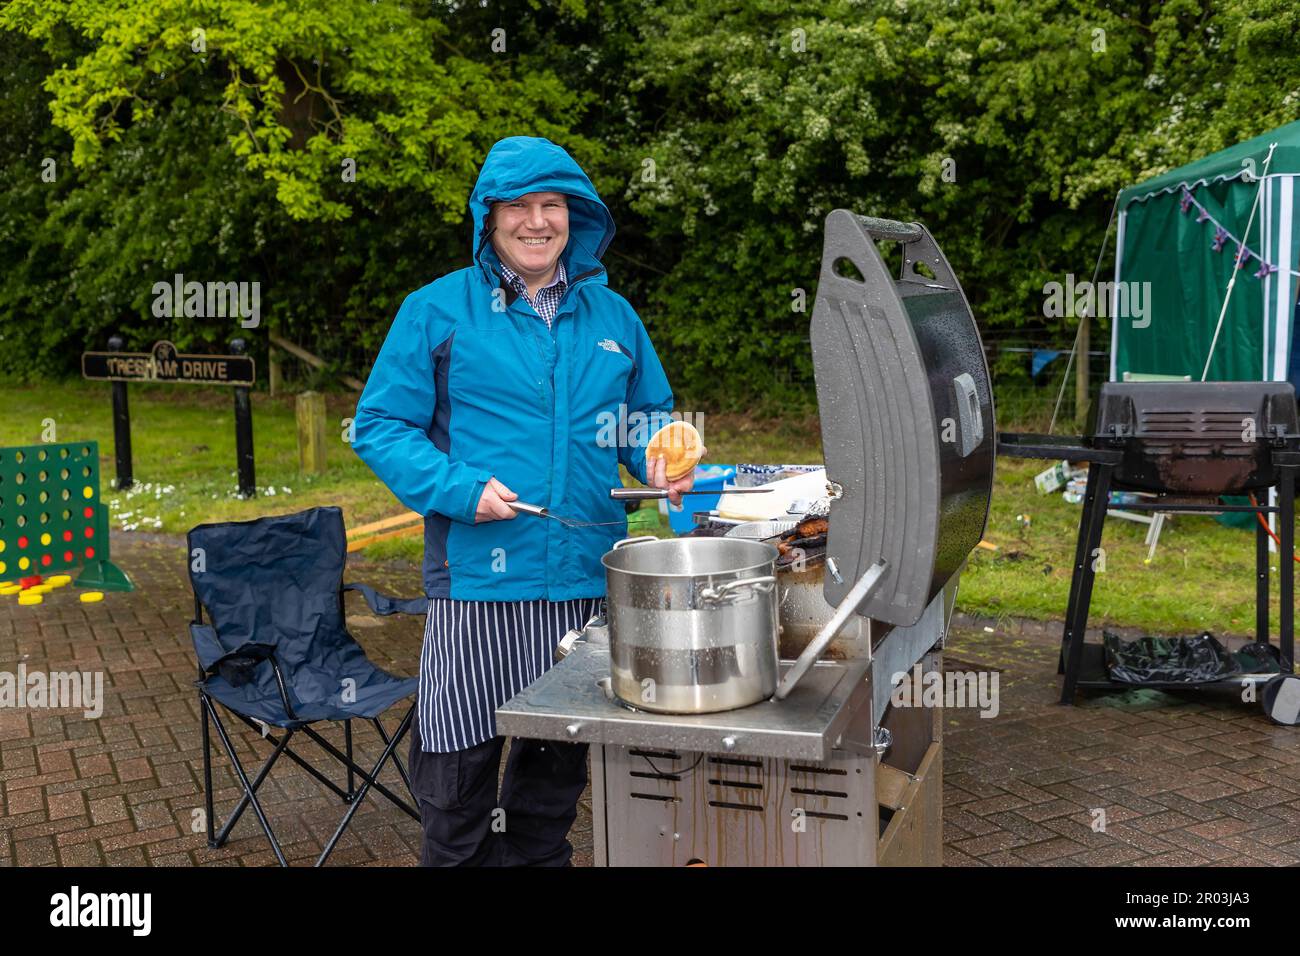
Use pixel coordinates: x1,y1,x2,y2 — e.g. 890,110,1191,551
199,643,299,721
343,582,428,616
190,622,227,671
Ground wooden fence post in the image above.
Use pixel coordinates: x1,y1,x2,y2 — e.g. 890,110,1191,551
296,391,327,474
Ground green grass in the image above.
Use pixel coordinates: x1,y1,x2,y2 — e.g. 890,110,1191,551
960,456,1286,638
0,380,1286,636
0,382,824,560
0,380,397,535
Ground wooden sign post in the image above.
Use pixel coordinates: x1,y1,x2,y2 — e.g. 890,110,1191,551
82,337,258,496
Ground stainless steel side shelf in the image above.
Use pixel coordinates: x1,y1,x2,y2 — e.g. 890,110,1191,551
496,642,874,762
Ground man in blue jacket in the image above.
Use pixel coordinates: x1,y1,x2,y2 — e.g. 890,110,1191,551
353,136,693,865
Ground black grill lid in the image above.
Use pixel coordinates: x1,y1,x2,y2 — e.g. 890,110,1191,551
810,212,995,626
1091,381,1300,494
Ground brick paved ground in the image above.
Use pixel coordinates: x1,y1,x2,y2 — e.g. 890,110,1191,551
943,616,1300,866
2,531,1299,866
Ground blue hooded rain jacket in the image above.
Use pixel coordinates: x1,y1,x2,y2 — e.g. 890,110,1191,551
352,136,674,601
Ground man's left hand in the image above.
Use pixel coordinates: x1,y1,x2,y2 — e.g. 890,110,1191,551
648,447,707,506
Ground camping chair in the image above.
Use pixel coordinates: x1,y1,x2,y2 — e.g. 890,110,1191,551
187,506,427,866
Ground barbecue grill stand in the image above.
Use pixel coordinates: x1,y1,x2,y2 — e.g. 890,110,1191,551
1000,381,1300,705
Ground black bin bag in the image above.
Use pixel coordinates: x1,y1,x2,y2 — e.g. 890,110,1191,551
1103,631,1282,686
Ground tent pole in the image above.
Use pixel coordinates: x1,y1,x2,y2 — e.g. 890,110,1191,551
1075,314,1090,427
1201,142,1278,381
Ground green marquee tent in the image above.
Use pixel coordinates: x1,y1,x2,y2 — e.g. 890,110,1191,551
1111,120,1300,386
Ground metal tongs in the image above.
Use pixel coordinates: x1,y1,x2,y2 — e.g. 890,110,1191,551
507,501,623,528
509,486,773,527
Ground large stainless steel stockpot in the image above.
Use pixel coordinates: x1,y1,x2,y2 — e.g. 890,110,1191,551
600,536,779,714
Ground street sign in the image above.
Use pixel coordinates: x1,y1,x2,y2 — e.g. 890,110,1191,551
81,340,255,387
82,336,259,497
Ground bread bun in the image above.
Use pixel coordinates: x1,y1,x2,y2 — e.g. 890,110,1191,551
646,421,703,481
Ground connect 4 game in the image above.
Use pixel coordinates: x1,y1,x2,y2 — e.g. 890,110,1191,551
0,441,132,592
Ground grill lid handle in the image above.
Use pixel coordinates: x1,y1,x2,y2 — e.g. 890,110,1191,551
854,215,924,243
953,372,983,457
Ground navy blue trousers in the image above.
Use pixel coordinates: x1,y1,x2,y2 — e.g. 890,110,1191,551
408,718,588,866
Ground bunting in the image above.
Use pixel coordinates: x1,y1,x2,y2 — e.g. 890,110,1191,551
1180,186,1300,279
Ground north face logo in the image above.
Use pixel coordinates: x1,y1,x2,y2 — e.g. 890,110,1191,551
596,338,622,353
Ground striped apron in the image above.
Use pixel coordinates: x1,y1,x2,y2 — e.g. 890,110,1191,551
417,597,602,753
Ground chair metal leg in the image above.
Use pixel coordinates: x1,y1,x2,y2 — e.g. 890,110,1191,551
345,719,355,801
315,706,416,866
213,730,295,849
371,717,413,798
300,724,419,817
229,713,352,802
198,696,419,866
200,691,217,847
1145,512,1166,562
204,696,290,866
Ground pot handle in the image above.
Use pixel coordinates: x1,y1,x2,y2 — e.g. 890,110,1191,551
699,575,777,605
612,535,658,550
555,613,609,662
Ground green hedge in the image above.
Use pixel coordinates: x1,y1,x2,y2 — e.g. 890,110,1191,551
3,0,1299,409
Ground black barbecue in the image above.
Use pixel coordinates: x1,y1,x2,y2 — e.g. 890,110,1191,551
1000,380,1300,703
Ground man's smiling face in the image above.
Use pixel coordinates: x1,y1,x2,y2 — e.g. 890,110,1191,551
489,191,570,284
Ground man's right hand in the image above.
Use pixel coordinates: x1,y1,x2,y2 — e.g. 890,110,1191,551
475,477,519,522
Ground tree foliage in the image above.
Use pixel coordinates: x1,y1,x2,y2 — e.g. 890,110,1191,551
3,0,1299,409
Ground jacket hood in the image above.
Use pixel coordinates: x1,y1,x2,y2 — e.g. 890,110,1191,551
468,136,615,288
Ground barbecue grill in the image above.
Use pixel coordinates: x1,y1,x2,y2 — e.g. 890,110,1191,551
496,211,995,866
1000,379,1300,704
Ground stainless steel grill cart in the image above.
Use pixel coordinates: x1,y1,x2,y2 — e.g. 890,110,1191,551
497,211,995,866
